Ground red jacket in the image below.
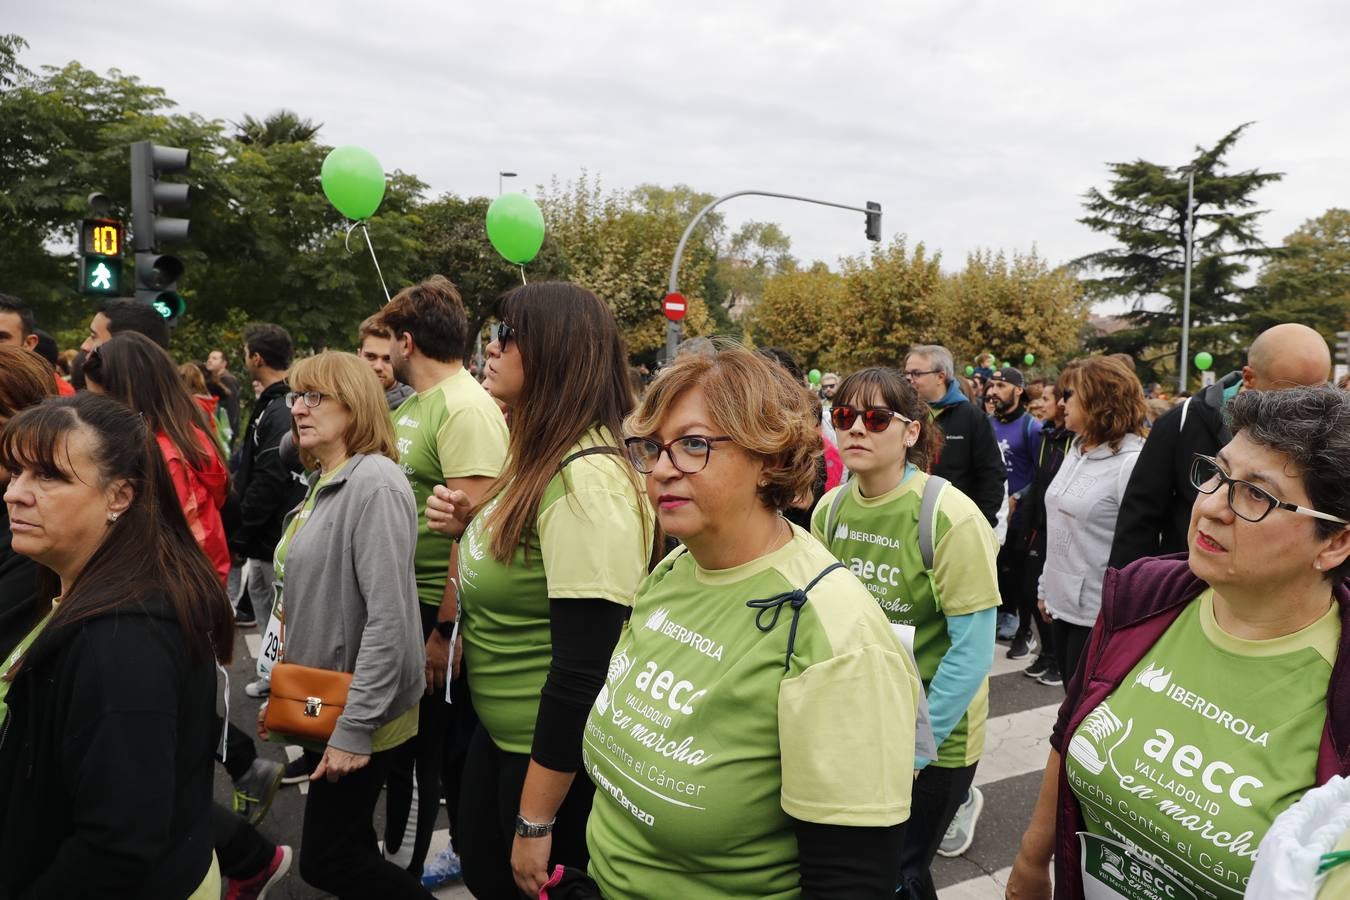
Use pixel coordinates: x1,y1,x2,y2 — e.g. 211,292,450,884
1049,554,1350,899
156,428,230,585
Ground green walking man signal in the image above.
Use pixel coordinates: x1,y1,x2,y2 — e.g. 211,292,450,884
78,217,124,297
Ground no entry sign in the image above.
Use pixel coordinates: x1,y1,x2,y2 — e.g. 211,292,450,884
663,292,687,322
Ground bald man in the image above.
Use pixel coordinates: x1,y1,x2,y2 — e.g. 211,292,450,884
1109,323,1332,568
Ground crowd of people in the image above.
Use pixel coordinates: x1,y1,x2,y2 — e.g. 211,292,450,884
0,283,1348,900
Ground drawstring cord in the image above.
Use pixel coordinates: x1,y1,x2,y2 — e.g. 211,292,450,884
745,563,844,672
215,658,230,764
1319,850,1350,876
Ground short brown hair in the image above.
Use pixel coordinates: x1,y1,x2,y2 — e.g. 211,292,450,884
288,352,399,470
378,275,469,363
1065,356,1146,450
178,363,207,395
357,313,393,346
0,346,56,429
626,343,819,512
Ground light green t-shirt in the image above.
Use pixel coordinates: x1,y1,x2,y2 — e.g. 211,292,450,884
0,601,56,726
584,527,922,900
1066,590,1338,900
810,471,1001,767
459,428,653,753
393,368,509,607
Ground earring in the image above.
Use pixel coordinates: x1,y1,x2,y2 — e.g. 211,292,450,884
1315,561,1323,571
107,512,119,523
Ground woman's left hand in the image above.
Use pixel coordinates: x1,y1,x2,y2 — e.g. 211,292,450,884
511,832,552,898
310,746,370,782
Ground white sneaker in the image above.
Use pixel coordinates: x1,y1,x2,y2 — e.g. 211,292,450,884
937,787,983,858
244,677,270,698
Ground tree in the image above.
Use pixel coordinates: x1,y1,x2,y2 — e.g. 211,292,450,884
1076,123,1282,382
1245,208,1350,341
749,262,845,367
233,110,322,147
716,220,796,326
940,249,1089,369
829,238,945,372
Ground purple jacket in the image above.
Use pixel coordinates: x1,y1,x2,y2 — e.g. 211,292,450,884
1048,554,1350,899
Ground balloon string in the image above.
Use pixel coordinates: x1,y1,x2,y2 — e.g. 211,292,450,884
360,222,392,304
519,265,527,286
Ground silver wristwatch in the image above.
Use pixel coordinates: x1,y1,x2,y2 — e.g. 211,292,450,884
515,814,555,838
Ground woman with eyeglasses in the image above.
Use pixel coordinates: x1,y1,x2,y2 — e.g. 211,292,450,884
584,347,920,899
1009,385,1350,900
811,367,999,900
1035,356,1146,686
254,352,429,898
423,283,653,899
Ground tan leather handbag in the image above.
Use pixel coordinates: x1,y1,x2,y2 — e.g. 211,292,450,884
262,604,352,743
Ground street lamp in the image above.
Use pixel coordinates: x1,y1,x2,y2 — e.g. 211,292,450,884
499,171,517,195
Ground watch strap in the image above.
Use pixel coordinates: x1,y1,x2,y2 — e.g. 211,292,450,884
515,814,555,838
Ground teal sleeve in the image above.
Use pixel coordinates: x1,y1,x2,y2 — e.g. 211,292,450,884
915,607,995,769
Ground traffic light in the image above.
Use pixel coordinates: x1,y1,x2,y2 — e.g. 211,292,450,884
865,201,882,242
79,214,124,297
130,141,191,323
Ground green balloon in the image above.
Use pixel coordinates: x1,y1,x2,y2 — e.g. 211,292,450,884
486,193,546,264
320,146,386,220
1195,351,1213,371
1002,361,1012,369
808,369,822,385
1023,353,1035,366
965,365,974,376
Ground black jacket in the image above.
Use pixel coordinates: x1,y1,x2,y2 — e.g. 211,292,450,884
930,398,1007,527
230,379,306,560
1108,371,1240,569
0,593,217,898
0,506,43,663
1019,423,1074,558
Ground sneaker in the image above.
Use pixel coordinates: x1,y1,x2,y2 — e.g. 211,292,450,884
995,612,1018,641
1006,634,1032,660
226,845,292,900
937,787,983,858
244,677,270,698
1037,663,1063,687
421,844,464,889
234,609,257,628
1023,656,1050,678
281,754,314,785
232,758,284,826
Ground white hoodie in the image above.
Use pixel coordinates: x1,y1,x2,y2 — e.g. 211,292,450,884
1039,433,1145,627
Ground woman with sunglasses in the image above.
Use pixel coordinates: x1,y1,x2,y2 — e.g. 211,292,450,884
1035,356,1146,686
425,284,654,899
811,366,999,900
584,346,920,899
1009,385,1350,900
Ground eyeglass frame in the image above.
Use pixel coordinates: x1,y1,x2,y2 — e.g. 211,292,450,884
830,404,913,434
285,390,334,409
624,434,734,475
1189,453,1349,525
903,368,943,381
490,321,518,349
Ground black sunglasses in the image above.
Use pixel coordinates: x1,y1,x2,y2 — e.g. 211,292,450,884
490,321,518,348
830,405,912,433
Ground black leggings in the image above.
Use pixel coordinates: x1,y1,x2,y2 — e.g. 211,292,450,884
1053,619,1093,691
299,748,431,899
211,803,274,880
457,724,595,900
897,762,977,900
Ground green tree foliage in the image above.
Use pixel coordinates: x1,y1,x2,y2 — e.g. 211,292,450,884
830,238,945,372
1245,208,1350,341
1076,124,1282,382
747,262,845,368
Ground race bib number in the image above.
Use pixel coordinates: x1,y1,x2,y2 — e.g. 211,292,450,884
1079,832,1197,900
256,582,284,680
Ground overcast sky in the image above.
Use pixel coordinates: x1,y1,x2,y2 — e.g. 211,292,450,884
12,1,1349,305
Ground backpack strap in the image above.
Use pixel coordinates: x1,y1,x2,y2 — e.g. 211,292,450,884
919,475,948,610
560,446,624,468
1178,396,1192,433
823,485,850,543
1021,412,1032,448
560,444,666,573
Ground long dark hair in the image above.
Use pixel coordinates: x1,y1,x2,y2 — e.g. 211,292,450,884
0,394,234,667
485,282,640,562
834,367,943,472
83,332,225,473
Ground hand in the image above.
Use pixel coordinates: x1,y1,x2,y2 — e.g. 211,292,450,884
1007,496,1018,521
451,633,463,681
1038,598,1051,623
256,704,269,742
511,831,552,898
426,485,473,537
1006,849,1053,899
425,630,450,695
310,746,370,783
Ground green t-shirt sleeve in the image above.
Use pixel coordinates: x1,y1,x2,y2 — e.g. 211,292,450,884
932,501,1001,617
809,486,842,543
539,485,651,605
435,404,508,480
778,644,916,827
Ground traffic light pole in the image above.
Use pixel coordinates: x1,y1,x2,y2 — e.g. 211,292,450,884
664,191,880,363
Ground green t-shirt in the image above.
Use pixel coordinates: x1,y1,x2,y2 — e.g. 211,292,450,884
0,601,56,726
459,428,653,753
393,368,509,607
810,471,1001,767
1066,590,1338,900
584,527,922,900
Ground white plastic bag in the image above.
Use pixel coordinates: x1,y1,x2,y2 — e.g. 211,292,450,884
1246,775,1350,899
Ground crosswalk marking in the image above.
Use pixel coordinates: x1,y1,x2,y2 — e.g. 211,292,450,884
975,703,1057,787
244,631,261,660
283,743,309,795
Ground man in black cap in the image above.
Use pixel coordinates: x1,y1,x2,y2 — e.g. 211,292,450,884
985,367,1043,653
